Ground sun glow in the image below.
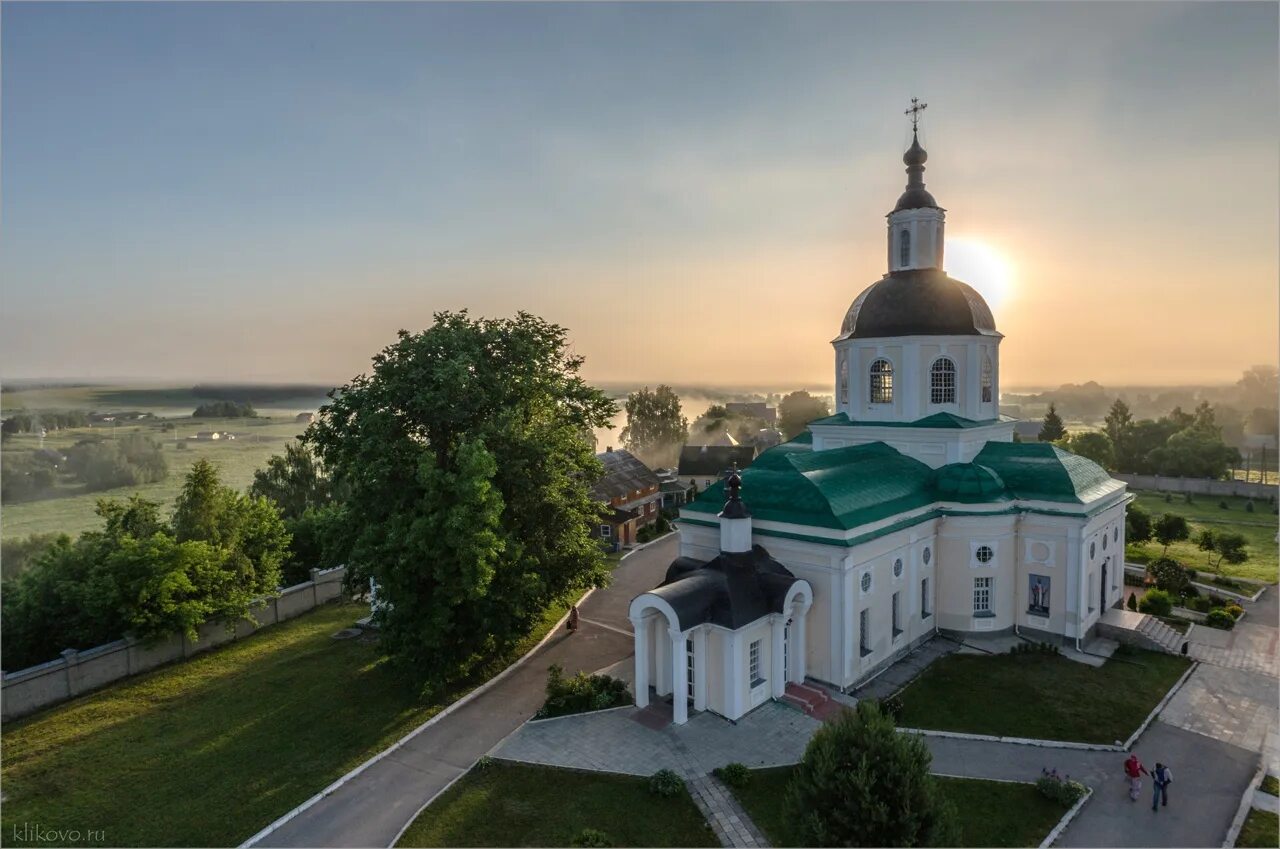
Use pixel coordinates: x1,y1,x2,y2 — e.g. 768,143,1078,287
945,238,1015,312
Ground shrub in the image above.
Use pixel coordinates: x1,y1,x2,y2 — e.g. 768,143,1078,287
1147,558,1190,597
1186,596,1212,613
649,769,685,798
880,693,905,721
1138,589,1173,617
1246,500,1255,513
1037,768,1088,806
1205,609,1236,630
1219,500,1230,510
570,829,613,848
537,663,632,718
1126,593,1138,611
714,763,751,789
1225,603,1244,619
1164,492,1173,503
474,756,495,772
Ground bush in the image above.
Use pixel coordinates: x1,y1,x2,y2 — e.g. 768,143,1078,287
537,663,632,718
1138,589,1173,617
1012,640,1060,656
1225,603,1244,619
570,829,613,848
880,693,905,721
649,769,685,798
1164,492,1173,503
714,763,751,789
1147,558,1190,597
1246,500,1256,513
1219,500,1230,510
1205,609,1236,630
1037,768,1088,806
1186,596,1212,613
786,701,959,847
1126,593,1138,611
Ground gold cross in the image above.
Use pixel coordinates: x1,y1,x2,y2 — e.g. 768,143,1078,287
905,97,928,131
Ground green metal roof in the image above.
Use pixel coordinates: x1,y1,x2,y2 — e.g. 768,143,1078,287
972,442,1115,503
683,440,936,530
808,411,1001,429
932,462,1010,503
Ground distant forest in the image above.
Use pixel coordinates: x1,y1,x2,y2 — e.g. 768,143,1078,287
190,384,334,403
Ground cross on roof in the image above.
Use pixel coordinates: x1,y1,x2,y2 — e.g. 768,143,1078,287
905,97,928,131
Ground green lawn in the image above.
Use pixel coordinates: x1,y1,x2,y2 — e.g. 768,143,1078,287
1127,491,1278,584
1,598,573,847
1236,809,1279,848
727,766,1069,848
1261,775,1279,796
896,646,1191,744
2,417,309,541
395,761,717,847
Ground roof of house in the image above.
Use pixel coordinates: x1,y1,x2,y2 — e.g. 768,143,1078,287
682,436,1118,529
648,545,801,630
725,402,776,423
591,449,660,501
677,444,757,477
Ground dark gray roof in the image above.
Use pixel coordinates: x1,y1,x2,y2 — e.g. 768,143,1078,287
837,268,998,340
650,545,801,630
591,449,660,500
678,444,757,477
893,134,940,212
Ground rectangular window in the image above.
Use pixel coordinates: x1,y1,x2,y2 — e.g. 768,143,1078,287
859,609,871,657
748,639,762,685
892,592,902,638
1028,574,1051,616
921,577,931,618
600,524,611,539
973,577,993,615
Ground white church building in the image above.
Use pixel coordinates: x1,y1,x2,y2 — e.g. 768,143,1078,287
629,115,1129,725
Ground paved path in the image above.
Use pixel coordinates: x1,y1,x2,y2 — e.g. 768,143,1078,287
688,774,770,848
253,535,679,848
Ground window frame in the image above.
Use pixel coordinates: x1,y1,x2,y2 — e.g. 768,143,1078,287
748,639,764,686
859,608,872,657
930,357,957,405
899,228,911,267
981,355,993,403
891,591,902,638
869,358,895,405
973,576,994,616
921,577,931,618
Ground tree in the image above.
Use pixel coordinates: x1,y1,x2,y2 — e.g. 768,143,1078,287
1104,398,1134,463
786,700,958,847
1038,404,1066,442
1146,557,1190,597
250,442,336,521
1146,428,1240,479
778,391,832,439
1125,504,1153,546
1060,431,1113,469
304,311,617,687
1236,365,1279,410
619,386,687,467
1195,529,1248,574
192,400,257,418
699,404,730,435
1152,513,1190,554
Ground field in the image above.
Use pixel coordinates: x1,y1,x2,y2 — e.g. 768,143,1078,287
727,766,1068,848
1,598,573,848
2,382,334,542
1126,491,1278,583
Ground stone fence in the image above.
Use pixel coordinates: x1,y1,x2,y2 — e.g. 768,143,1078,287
0,565,347,721
1116,474,1278,501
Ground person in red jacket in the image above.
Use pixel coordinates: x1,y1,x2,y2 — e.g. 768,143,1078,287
1124,753,1150,801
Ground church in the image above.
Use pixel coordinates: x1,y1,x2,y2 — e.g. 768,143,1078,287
629,108,1130,725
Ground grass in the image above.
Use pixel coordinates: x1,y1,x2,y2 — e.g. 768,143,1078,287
1127,491,1278,583
2,417,309,541
395,761,717,847
1236,809,1279,848
726,766,1069,848
896,645,1191,744
1261,775,1280,797
1,597,574,847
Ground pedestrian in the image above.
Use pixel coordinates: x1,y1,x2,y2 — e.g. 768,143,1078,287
1124,753,1149,801
1151,762,1173,811
566,605,580,633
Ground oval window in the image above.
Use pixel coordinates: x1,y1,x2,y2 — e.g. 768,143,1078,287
861,572,872,593
975,545,994,564
1114,527,1120,542
893,558,903,578
1030,542,1050,562
923,547,932,565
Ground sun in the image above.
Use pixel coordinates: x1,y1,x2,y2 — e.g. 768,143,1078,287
945,238,1015,312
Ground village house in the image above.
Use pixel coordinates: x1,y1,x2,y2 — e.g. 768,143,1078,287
676,444,757,495
591,448,663,551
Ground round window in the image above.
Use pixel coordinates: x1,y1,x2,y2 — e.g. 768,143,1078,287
893,558,903,578
861,572,872,593
923,547,932,565
1030,542,1050,562
1090,542,1096,559
975,545,994,564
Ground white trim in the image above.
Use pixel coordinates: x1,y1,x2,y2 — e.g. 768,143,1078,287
240,587,596,848
1039,786,1094,849
1120,661,1198,750
897,726,1125,752
1222,761,1269,849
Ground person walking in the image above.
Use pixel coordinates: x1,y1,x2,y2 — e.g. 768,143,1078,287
1151,762,1173,811
566,604,580,633
1124,753,1149,801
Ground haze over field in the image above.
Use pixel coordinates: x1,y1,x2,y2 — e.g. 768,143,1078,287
2,2,1277,388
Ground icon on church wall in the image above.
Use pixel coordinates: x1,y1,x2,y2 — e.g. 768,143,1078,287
1028,574,1051,616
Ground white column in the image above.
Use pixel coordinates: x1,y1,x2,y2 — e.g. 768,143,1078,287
692,628,708,712
631,615,649,708
671,629,688,725
791,603,809,683
655,622,671,696
965,340,979,419
723,630,742,720
771,617,787,699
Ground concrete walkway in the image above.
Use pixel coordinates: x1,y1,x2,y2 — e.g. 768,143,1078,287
251,535,680,848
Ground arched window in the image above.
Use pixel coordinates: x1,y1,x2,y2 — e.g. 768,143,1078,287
899,229,911,267
838,355,849,404
930,357,956,404
869,358,894,404
981,355,993,403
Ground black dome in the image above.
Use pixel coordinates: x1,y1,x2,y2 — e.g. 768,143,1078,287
838,268,999,340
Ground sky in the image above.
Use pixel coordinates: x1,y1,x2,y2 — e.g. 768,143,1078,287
2,1,1277,391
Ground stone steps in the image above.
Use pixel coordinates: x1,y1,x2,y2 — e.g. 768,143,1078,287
1136,615,1185,653
781,681,847,722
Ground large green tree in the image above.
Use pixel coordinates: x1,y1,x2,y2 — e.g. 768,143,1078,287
1038,404,1067,442
619,385,688,466
1059,430,1114,469
304,311,617,686
778,391,832,439
1104,398,1134,465
251,442,349,584
786,700,959,847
